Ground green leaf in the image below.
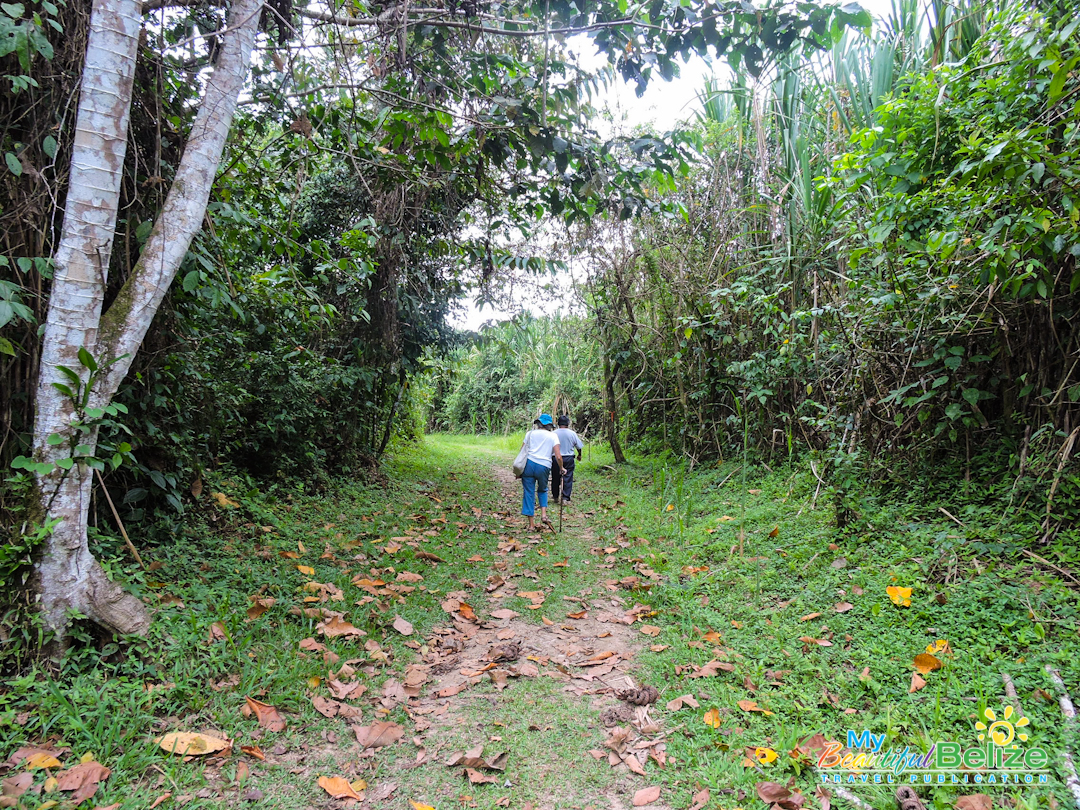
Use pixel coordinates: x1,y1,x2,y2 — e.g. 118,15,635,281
5,152,21,177
0,336,14,357
46,433,64,446
1,3,25,18
55,457,74,470
42,134,56,159
961,388,981,407
77,346,97,373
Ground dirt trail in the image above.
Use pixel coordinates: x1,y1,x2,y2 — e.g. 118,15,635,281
367,463,677,810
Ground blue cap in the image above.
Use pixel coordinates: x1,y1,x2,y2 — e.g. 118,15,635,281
538,414,553,425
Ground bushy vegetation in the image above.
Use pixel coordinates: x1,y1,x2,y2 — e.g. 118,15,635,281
429,315,603,435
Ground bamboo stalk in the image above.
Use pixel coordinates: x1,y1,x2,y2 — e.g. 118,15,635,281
1046,665,1080,810
95,469,146,570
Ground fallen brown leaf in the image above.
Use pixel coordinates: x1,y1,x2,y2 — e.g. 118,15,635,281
354,721,404,749
245,696,286,732
633,786,661,806
955,795,992,810
392,616,414,636
909,673,927,693
318,775,364,800
666,694,700,710
56,762,110,806
464,768,498,784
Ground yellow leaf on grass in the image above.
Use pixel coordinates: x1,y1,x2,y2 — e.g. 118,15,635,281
297,564,315,576
755,747,779,764
157,732,231,757
410,802,437,810
702,631,722,644
703,709,722,728
25,753,62,769
913,653,943,675
926,639,952,655
886,586,912,607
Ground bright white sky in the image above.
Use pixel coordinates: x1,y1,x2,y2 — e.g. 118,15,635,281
451,0,896,331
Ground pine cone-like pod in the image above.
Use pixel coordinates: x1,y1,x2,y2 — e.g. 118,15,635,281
895,788,926,810
616,685,659,705
487,641,521,663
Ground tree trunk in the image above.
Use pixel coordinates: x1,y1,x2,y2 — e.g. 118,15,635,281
32,0,262,642
601,350,627,464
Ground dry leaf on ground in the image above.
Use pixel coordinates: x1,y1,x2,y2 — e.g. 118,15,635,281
909,673,927,693
703,708,721,728
156,732,230,757
317,614,366,638
244,696,286,732
317,776,364,800
392,616,414,636
464,768,498,784
737,699,775,716
633,786,661,806
689,788,710,810
834,602,854,613
667,694,699,710
56,761,110,805
926,639,952,655
689,659,735,678
913,653,942,674
24,752,61,769
955,795,992,810
354,721,404,749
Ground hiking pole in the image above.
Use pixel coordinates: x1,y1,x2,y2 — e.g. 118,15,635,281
559,497,563,534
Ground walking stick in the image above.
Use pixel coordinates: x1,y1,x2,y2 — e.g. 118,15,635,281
559,497,563,534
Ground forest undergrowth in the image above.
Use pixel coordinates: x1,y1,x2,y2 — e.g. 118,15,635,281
0,435,1077,810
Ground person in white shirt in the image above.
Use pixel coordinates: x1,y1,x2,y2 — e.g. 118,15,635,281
520,414,566,531
551,415,584,505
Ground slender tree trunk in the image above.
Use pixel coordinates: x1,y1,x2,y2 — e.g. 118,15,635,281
601,351,627,464
32,0,263,641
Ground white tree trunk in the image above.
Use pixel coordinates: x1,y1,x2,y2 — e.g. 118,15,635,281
32,0,263,640
33,0,147,638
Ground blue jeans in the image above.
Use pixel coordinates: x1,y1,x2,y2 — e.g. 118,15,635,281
521,459,550,516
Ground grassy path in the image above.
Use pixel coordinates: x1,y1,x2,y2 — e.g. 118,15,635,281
2,435,1078,810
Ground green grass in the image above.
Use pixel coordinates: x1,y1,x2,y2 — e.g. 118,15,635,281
1,435,1076,810
580,455,1079,810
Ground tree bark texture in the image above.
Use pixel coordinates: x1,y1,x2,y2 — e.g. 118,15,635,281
32,0,262,640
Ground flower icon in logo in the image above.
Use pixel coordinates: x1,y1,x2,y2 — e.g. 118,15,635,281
975,705,1030,746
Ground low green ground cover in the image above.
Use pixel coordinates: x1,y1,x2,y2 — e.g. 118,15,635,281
0,435,1076,810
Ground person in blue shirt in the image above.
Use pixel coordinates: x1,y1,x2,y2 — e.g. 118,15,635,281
551,415,584,505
